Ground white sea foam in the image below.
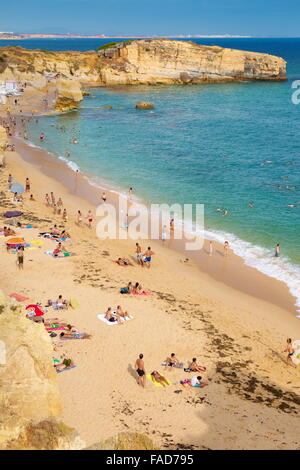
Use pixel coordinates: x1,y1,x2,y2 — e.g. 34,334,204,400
17,135,300,314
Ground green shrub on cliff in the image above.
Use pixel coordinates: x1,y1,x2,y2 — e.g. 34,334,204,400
97,40,133,52
97,42,118,51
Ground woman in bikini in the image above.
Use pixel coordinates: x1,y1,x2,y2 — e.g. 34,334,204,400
151,371,169,387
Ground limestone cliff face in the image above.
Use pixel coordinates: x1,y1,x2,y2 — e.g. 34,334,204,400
0,40,286,89
99,39,287,84
54,78,83,112
0,291,83,449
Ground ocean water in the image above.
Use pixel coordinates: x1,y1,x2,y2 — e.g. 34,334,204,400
16,38,300,309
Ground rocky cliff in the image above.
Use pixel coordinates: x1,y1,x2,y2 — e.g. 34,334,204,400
0,126,7,167
0,39,286,89
0,291,83,450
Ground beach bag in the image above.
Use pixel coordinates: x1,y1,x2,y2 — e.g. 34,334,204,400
120,288,129,294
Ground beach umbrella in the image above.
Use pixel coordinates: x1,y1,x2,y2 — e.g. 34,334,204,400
292,340,300,365
6,237,25,247
10,182,25,194
3,210,23,218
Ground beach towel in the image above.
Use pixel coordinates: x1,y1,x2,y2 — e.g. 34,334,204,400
45,250,76,258
46,326,66,331
97,313,133,325
9,293,29,302
70,299,79,309
132,291,152,296
161,362,184,369
26,304,45,317
56,365,76,373
146,374,171,388
30,240,44,246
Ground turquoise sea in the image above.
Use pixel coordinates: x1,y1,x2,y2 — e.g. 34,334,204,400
7,38,299,308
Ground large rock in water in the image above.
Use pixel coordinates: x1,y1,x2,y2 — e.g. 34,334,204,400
135,101,154,109
0,291,84,450
55,78,83,112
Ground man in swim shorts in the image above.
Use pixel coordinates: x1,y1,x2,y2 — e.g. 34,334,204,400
135,242,143,266
135,353,146,387
143,247,154,268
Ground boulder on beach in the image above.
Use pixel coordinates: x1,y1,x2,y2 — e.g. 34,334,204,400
135,101,154,110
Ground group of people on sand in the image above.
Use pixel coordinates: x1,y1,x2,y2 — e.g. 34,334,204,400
105,305,130,324
135,353,208,389
44,192,94,228
135,243,154,268
120,282,144,294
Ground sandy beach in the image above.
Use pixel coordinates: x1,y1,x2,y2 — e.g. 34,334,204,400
0,86,299,450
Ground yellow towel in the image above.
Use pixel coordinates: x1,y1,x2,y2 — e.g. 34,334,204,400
146,374,171,388
70,299,79,309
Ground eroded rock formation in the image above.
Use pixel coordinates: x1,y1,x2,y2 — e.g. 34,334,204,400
0,39,286,90
0,291,84,450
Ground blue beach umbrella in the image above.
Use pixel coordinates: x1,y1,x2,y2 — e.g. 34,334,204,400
10,182,25,194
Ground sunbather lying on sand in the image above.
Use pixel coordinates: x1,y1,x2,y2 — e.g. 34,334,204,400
189,358,206,372
180,375,208,388
60,331,92,340
116,257,131,266
151,371,170,387
54,358,74,371
3,226,16,236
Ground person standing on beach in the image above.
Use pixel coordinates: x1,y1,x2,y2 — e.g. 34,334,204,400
77,210,83,226
17,246,24,270
57,198,63,215
143,247,154,268
135,354,146,388
86,210,93,228
8,174,13,190
101,192,107,203
283,339,296,368
224,241,229,257
135,242,143,266
45,193,50,206
161,225,167,243
128,187,133,201
50,192,55,206
170,218,174,233
275,244,280,257
62,208,67,222
25,178,30,192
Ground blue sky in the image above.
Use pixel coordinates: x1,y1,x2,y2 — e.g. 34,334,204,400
1,0,299,36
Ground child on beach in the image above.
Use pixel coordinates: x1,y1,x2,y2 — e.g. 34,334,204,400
283,338,296,367
87,210,93,228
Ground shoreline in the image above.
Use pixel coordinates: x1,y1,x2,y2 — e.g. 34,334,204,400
11,132,299,317
1,84,300,450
